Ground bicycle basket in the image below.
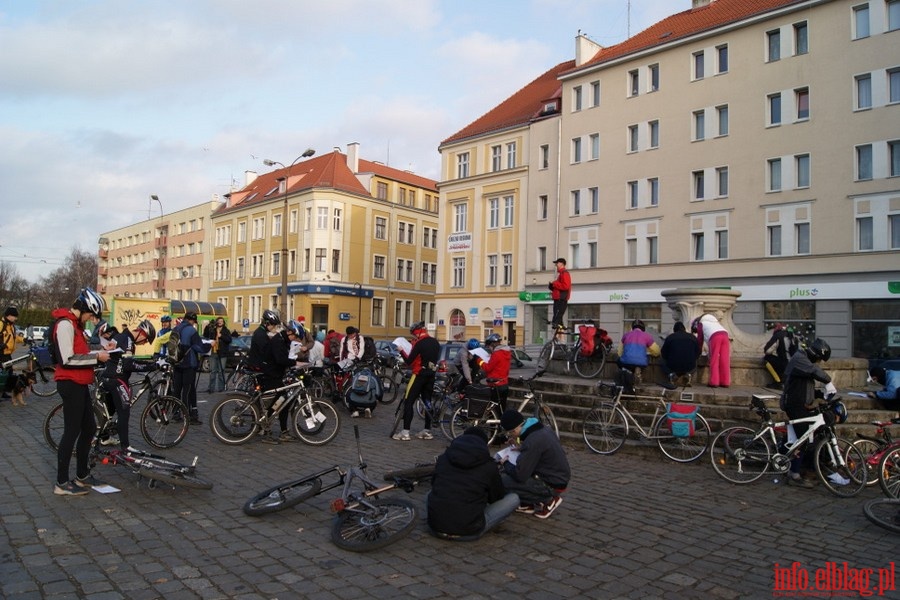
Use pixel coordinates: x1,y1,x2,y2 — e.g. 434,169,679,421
666,403,700,438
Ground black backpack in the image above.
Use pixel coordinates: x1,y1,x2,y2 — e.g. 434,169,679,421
46,317,66,365
167,325,187,363
361,335,377,362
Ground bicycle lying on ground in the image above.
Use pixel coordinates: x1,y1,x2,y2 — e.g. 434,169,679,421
209,366,340,445
582,380,711,462
536,322,608,379
448,373,559,444
863,498,900,534
709,395,867,497
243,425,435,552
44,361,189,451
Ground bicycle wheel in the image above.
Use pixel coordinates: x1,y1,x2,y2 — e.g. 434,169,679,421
140,395,189,449
652,412,711,463
434,397,457,440
138,463,213,490
383,463,436,483
863,498,900,534
378,374,398,405
536,343,553,374
208,394,260,445
450,404,502,445
573,345,605,379
878,446,900,499
850,438,883,486
331,497,417,552
814,435,867,498
292,399,340,445
709,426,771,484
43,402,65,451
31,366,57,397
243,477,323,516
582,402,628,455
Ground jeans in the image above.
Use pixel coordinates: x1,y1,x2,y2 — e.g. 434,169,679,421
207,353,226,392
483,492,521,533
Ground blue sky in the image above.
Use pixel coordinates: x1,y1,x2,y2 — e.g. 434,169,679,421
0,0,672,283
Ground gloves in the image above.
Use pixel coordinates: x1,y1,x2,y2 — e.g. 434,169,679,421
548,282,554,290
825,382,837,397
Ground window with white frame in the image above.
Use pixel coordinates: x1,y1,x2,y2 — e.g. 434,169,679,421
572,137,582,163
452,257,466,288
507,142,517,169
251,253,263,277
629,125,638,152
624,220,660,266
853,4,870,39
855,196,900,250
692,232,705,261
502,254,512,286
316,207,328,229
315,248,326,272
272,214,282,237
856,144,873,180
333,208,342,231
571,190,582,216
304,207,312,230
693,51,704,80
794,21,809,55
372,298,384,327
374,255,385,279
628,181,638,209
249,296,261,324
766,204,811,257
238,222,247,242
491,145,502,172
572,85,583,111
858,216,874,250
890,0,900,30
289,249,296,275
591,80,601,106
649,178,659,206
271,252,280,276
649,120,660,148
629,70,639,96
568,226,599,269
589,187,600,213
717,167,729,197
890,68,900,103
693,170,705,199
252,217,265,240
716,44,728,74
796,154,811,188
768,158,783,191
503,195,514,226
375,216,386,240
537,247,547,271
768,93,782,125
856,74,873,109
488,199,499,229
796,87,810,120
795,222,810,254
717,105,729,136
539,195,548,220
589,133,600,160
649,64,660,91
457,152,470,178
767,29,781,61
236,257,245,279
398,221,407,243
453,203,467,232
891,140,900,177
693,110,705,141
290,209,298,233
540,145,550,169
395,300,412,329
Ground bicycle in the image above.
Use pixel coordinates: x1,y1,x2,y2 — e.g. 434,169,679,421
243,425,434,552
877,444,900,499
224,356,256,393
209,366,340,445
582,380,710,462
851,416,900,486
43,361,190,451
373,354,407,405
448,373,559,445
536,322,607,379
863,498,900,534
388,371,460,440
19,338,57,397
709,395,867,497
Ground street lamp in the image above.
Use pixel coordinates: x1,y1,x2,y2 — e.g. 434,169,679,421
149,194,163,220
263,148,315,320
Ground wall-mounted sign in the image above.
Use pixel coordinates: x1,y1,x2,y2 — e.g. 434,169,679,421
339,313,351,321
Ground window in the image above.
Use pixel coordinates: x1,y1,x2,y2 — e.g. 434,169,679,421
768,158,782,191
488,198,499,229
767,29,781,61
629,69,639,96
716,230,729,259
571,190,581,216
503,196,514,227
236,257,245,279
375,216,386,240
628,181,638,208
858,217,874,250
376,182,388,200
453,203,467,232
628,125,639,152
796,154,810,188
589,187,599,213
626,239,637,265
540,145,550,169
768,93,782,125
794,21,808,55
457,152,470,178
315,248,326,272
537,247,547,271
717,166,729,197
316,207,328,229
891,140,900,176
693,110,705,141
891,0,900,31
487,255,497,286
452,257,466,288
693,232,705,260
539,195,548,220
591,80,601,106
768,225,782,256
252,217,265,240
573,85,583,111
854,4,870,39
589,133,600,160
333,208,342,231
399,188,407,205
649,64,659,91
588,242,597,268
717,105,729,136
795,223,810,254
856,74,873,109
716,45,728,74
237,222,246,242
796,88,809,120
648,237,658,264
693,51,704,80
374,256,385,279
892,214,900,248
271,252,280,276
693,170,705,200
891,69,900,103
506,142,517,169
649,120,659,148
572,138,582,163
502,254,512,286
649,178,659,207
331,249,340,273
491,145,502,172
857,144,873,180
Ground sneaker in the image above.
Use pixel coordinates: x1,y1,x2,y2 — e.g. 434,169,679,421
75,473,108,488
515,504,535,514
100,436,120,446
279,432,298,443
364,408,372,418
392,431,411,441
787,474,814,489
350,410,360,418
54,481,89,496
534,496,563,519
416,430,434,440
260,434,280,445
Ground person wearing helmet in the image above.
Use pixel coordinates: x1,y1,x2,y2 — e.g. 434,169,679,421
97,320,159,453
480,333,512,413
170,312,210,425
154,315,173,356
782,337,836,488
617,320,660,386
393,321,440,441
51,287,111,495
692,313,732,388
451,338,482,393
202,317,232,394
248,309,297,443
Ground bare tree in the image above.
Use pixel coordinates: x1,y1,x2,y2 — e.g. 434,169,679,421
34,248,99,309
0,261,32,309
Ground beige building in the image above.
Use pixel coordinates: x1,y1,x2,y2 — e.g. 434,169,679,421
438,0,900,359
210,144,439,338
98,200,218,302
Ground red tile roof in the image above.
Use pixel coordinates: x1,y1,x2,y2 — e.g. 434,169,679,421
572,0,805,72
441,60,575,146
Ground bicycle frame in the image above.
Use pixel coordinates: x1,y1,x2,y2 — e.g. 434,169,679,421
605,387,672,441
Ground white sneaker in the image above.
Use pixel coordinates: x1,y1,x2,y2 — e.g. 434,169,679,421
350,410,360,418
416,430,434,440
392,431,411,441
100,436,120,446
364,408,372,418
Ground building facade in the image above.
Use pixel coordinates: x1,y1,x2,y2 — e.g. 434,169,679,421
438,0,900,359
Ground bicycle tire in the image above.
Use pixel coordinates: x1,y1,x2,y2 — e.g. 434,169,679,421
573,345,605,379
378,374,397,405
383,463,436,482
850,438,883,486
582,402,628,455
450,404,502,445
814,435,867,498
709,426,771,484
43,401,65,452
330,497,417,552
209,394,260,445
863,498,900,534
31,366,58,397
389,401,405,438
292,399,340,445
878,445,900,499
536,342,553,374
138,464,213,490
434,397,457,440
243,476,323,516
652,412,711,463
140,395,189,449
523,399,559,438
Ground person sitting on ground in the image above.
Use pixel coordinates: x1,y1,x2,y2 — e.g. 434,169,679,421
617,319,660,385
868,367,900,411
498,409,570,519
660,321,700,387
427,426,520,540
762,323,795,390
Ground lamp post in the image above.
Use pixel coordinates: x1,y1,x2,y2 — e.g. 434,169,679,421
263,149,315,320
353,282,362,329
149,194,163,220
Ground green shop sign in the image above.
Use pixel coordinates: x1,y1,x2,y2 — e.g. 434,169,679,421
519,291,551,302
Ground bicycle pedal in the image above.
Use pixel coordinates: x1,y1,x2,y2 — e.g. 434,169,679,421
330,498,347,512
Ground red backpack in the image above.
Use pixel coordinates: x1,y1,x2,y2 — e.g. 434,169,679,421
579,323,596,356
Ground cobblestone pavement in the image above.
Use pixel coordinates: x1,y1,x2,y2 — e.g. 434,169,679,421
0,376,896,600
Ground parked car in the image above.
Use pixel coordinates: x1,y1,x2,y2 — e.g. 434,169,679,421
438,341,526,372
374,339,401,360
26,325,49,342
200,334,252,372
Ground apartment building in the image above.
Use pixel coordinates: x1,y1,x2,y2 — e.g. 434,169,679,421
438,0,900,359
210,143,439,338
98,200,218,302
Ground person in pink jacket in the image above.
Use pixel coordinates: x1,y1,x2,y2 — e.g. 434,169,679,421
692,314,731,388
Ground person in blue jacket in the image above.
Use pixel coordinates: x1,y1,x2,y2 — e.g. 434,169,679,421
171,312,210,425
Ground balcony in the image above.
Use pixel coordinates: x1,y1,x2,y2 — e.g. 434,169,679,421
98,248,108,259
98,267,108,277
155,236,167,248
153,280,166,291
98,284,107,294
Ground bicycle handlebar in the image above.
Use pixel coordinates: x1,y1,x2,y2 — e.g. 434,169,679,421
1,354,29,369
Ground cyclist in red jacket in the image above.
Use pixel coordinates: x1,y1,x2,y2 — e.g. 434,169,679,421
479,333,511,413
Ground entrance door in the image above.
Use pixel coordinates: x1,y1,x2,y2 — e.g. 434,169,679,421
312,304,329,336
506,322,516,346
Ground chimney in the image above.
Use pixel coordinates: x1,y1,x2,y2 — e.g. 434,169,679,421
575,31,603,67
692,0,715,9
245,170,258,186
347,141,360,174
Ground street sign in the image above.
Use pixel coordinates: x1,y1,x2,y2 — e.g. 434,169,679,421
339,312,351,321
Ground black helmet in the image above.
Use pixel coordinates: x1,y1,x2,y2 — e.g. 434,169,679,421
136,319,156,344
261,309,281,327
484,333,502,346
410,321,426,334
631,319,645,331
805,338,831,362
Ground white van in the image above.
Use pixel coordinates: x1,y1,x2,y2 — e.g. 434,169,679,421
26,325,49,341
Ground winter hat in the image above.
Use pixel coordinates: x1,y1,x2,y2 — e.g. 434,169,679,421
463,426,489,443
3,306,18,318
500,410,525,431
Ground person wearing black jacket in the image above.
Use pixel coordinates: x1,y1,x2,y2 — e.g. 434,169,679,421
248,309,297,444
661,321,700,387
393,321,441,441
427,427,519,539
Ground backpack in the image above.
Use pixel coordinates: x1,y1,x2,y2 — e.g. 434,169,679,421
45,317,66,366
166,325,187,363
326,333,343,360
345,366,382,410
361,335,377,362
578,323,596,356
